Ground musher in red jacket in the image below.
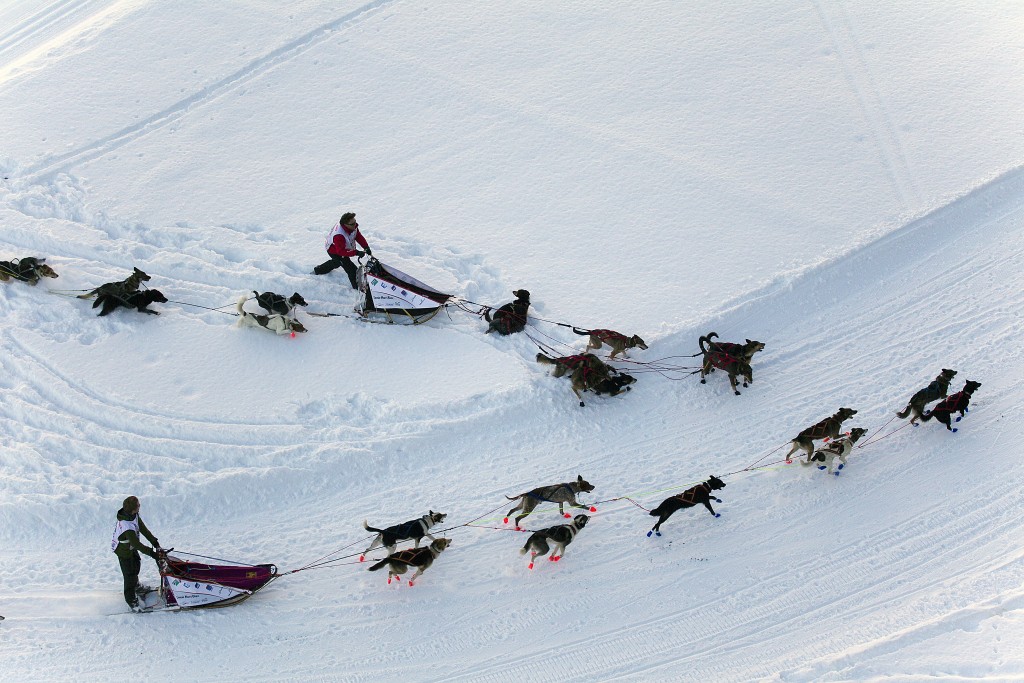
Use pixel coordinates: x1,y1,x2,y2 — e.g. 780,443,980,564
313,212,372,288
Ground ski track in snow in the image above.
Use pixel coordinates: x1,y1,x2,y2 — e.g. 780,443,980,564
1,153,1022,680
16,0,395,183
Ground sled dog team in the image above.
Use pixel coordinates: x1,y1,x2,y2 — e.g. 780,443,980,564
3,226,984,588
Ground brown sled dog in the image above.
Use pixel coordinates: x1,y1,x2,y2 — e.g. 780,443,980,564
785,407,858,463
895,368,957,424
0,257,59,285
537,353,633,406
504,475,596,528
574,328,648,359
698,332,765,395
367,538,451,586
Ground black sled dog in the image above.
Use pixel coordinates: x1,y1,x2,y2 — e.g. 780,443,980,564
921,380,981,432
485,289,530,335
896,368,957,425
361,511,448,559
647,476,726,537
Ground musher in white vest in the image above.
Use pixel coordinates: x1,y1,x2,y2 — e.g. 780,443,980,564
111,496,160,612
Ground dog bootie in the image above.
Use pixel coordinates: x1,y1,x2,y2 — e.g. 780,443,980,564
818,465,827,470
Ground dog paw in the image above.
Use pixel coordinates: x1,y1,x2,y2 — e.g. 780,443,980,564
955,416,962,422
589,506,597,512
951,428,958,433
503,517,509,524
646,530,653,537
833,472,840,476
785,459,792,464
528,562,534,569
700,379,706,384
837,464,844,470
359,555,365,562
742,382,748,387
818,465,827,470
564,513,571,518
714,513,721,518
714,498,722,503
408,581,415,587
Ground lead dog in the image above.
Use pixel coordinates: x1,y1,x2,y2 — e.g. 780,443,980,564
505,475,595,528
574,328,648,359
484,289,530,335
698,332,765,395
367,538,451,586
0,257,59,285
520,514,589,568
647,476,726,537
785,407,858,463
94,288,167,316
361,511,448,559
253,291,307,317
78,267,150,300
801,427,867,475
236,296,307,335
896,368,957,424
921,380,981,432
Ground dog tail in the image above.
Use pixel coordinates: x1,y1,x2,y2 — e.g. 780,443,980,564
483,307,492,322
536,353,556,366
571,326,590,337
698,332,718,353
895,405,911,418
919,410,934,423
519,543,530,555
367,558,389,572
505,494,523,501
363,520,384,534
236,295,248,317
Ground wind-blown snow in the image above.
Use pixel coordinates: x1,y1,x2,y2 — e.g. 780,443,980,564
1,2,1022,681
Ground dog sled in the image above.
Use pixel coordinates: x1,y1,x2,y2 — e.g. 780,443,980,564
138,549,277,612
356,257,453,324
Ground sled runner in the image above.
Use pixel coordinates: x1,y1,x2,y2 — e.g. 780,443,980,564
355,257,453,324
139,549,277,612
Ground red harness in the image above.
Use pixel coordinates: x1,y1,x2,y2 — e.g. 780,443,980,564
590,329,626,343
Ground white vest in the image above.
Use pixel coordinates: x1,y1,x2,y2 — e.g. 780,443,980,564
325,223,360,252
111,517,140,552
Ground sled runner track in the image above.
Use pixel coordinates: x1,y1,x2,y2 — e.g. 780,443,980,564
0,0,91,62
438,473,1024,682
811,0,919,209
20,0,396,181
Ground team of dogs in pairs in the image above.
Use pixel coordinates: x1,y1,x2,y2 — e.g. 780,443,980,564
2,256,986,585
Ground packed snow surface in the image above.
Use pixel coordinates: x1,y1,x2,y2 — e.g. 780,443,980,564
1,1,1023,681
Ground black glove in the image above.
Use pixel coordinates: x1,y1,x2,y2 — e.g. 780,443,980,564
364,247,372,256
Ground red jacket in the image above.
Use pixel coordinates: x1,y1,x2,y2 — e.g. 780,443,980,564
325,223,369,258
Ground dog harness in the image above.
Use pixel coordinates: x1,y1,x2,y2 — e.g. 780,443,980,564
671,482,710,506
933,391,967,413
589,329,625,343
802,417,842,440
527,483,575,503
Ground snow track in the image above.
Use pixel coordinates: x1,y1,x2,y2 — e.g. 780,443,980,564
2,158,1022,680
2,3,1022,678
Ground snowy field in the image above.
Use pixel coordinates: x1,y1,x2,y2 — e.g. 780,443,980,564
2,1,1023,681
